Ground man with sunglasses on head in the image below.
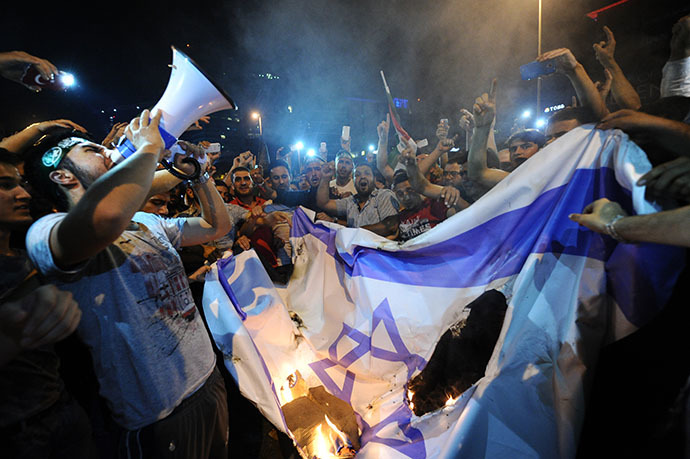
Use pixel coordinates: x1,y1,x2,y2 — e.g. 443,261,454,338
22,110,232,458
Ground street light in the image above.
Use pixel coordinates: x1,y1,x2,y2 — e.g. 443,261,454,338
537,0,543,114
251,111,262,136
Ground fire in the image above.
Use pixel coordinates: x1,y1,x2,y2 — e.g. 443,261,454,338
407,389,415,411
445,394,457,407
310,415,356,458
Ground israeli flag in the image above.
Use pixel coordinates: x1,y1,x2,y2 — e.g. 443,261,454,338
202,125,683,458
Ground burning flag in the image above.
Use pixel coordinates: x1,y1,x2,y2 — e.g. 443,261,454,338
202,125,683,458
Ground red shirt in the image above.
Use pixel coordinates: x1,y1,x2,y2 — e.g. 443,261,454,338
397,198,448,242
229,195,267,211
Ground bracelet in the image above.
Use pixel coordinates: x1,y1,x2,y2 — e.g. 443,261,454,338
605,214,628,243
186,170,210,187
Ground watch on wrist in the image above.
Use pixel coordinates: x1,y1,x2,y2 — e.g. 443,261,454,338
187,170,210,187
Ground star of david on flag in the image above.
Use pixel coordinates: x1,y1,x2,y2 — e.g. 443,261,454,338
202,125,684,458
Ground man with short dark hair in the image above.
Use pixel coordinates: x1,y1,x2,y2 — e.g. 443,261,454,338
0,148,92,458
228,166,266,210
545,107,597,145
23,110,232,458
317,159,400,237
329,150,356,197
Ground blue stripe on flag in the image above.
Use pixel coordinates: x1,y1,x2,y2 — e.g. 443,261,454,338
292,166,684,328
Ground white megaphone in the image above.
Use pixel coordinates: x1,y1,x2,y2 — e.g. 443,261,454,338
112,46,236,179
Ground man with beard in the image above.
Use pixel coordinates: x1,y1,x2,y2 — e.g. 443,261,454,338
23,110,232,458
316,159,400,237
329,151,356,198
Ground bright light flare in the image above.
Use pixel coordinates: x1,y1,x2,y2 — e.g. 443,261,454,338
251,112,260,120
294,141,304,150
60,72,75,87
535,118,547,128
368,144,375,151
521,109,531,119
307,149,316,157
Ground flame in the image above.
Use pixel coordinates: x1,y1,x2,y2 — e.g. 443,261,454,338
445,394,457,407
312,423,335,458
407,389,415,411
310,415,354,458
279,384,293,405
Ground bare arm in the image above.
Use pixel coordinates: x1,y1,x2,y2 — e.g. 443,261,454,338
376,115,395,183
593,26,641,110
361,214,399,238
315,162,339,214
597,110,690,158
537,48,609,120
404,150,468,211
50,110,166,268
179,176,232,246
467,80,510,187
569,198,690,247
0,120,86,154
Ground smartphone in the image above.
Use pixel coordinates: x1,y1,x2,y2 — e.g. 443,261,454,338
341,126,350,141
520,60,556,80
22,66,74,90
204,142,221,153
416,139,429,148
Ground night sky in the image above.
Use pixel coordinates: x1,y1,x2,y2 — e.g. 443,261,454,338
2,0,688,158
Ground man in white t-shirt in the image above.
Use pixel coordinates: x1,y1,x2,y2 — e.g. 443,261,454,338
329,150,356,198
23,110,232,458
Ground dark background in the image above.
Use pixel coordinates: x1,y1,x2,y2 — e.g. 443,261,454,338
2,0,689,163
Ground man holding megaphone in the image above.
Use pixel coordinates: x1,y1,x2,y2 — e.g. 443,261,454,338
23,109,232,458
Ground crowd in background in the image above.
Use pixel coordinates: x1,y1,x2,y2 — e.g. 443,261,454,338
1,12,690,459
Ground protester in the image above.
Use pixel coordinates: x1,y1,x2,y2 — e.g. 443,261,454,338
0,149,93,458
23,111,232,458
317,158,400,237
330,150,356,198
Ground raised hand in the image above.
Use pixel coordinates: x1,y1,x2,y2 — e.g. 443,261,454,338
594,68,613,101
472,79,497,128
458,109,475,133
102,122,128,148
593,26,616,69
377,114,391,140
124,109,165,157
536,48,579,74
0,51,59,91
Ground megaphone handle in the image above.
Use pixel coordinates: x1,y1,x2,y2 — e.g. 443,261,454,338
160,157,201,181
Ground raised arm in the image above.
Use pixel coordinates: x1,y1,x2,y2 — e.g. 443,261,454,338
50,110,166,268
593,26,642,110
376,115,395,183
467,80,510,188
315,161,339,215
0,120,86,154
537,48,609,120
403,147,468,211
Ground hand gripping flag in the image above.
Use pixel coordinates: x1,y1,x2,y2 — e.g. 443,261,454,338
202,125,684,458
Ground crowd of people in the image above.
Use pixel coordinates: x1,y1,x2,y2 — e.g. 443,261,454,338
1,12,690,459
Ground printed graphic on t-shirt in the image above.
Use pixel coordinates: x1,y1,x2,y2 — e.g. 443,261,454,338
118,224,199,356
